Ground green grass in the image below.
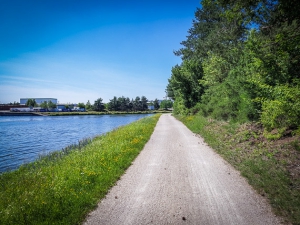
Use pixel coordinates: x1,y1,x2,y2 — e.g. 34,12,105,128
176,114,300,225
0,114,161,225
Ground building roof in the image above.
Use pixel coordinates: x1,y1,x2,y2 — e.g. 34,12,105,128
20,98,57,100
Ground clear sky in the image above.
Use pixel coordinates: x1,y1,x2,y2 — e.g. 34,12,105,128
0,0,200,104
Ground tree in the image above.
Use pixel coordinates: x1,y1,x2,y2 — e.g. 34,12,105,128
48,101,56,109
78,102,85,109
108,96,120,111
118,96,127,111
160,100,173,110
85,100,92,111
94,98,104,111
168,60,204,109
174,0,246,61
133,96,141,111
153,99,160,110
40,101,48,109
126,97,133,111
141,96,148,111
25,99,37,107
166,0,300,137
104,103,109,111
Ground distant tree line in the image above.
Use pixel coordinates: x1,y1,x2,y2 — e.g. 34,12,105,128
24,96,170,112
83,96,162,112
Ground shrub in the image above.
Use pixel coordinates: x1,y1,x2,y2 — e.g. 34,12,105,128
261,85,300,138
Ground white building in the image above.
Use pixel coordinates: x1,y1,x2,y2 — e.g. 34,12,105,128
20,98,58,105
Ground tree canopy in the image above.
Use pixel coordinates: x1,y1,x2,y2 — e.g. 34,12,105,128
87,96,153,112
160,100,173,110
25,99,37,107
107,96,149,112
40,101,56,110
167,0,300,137
77,103,85,109
93,98,105,112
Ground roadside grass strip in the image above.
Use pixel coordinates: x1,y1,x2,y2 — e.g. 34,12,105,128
0,114,161,225
176,114,300,225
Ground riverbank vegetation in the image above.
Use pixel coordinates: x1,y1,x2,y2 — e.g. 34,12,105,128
177,114,300,224
85,96,161,112
0,114,161,224
167,0,300,139
168,0,300,224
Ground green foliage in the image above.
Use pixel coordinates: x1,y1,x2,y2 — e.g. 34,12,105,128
167,0,300,135
108,96,120,111
153,98,160,110
159,100,173,110
25,99,37,107
107,96,149,112
78,102,85,109
39,101,56,110
48,101,56,109
85,100,92,111
0,114,161,225
261,84,300,136
168,60,204,109
93,98,105,112
177,114,300,224
290,140,300,152
172,95,189,115
201,52,230,86
39,101,48,109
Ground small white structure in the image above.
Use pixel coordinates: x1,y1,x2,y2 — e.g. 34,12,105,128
10,107,31,112
148,105,155,110
72,107,85,112
20,98,58,105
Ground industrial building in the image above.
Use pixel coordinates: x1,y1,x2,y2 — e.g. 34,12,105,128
20,98,58,105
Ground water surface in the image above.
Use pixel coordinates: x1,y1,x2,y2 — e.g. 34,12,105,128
0,114,151,173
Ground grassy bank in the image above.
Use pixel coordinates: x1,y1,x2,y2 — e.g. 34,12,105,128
0,114,161,225
45,110,171,116
176,114,300,225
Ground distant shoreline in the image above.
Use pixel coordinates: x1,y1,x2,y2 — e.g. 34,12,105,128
45,110,171,116
0,111,46,116
0,110,172,116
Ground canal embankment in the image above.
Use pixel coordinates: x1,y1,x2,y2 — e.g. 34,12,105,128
0,114,161,225
0,114,153,173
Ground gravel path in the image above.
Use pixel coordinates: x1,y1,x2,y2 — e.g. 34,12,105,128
84,114,282,225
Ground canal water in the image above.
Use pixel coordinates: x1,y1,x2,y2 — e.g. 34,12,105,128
0,114,151,173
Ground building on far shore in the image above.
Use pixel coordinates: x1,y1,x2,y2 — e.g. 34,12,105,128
57,103,77,111
20,98,58,105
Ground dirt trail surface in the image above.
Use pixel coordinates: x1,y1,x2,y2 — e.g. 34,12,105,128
84,114,282,225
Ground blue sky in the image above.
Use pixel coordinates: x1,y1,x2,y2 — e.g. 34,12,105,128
0,0,200,104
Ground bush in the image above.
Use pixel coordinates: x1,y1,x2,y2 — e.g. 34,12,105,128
261,85,300,138
172,95,189,115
